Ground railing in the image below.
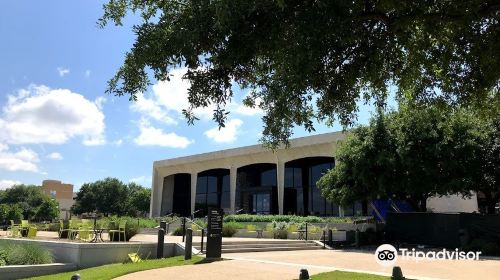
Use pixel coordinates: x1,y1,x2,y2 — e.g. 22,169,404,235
185,217,207,254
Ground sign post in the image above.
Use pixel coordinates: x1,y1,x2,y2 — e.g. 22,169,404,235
206,208,223,259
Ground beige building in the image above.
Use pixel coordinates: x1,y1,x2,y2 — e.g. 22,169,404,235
150,131,478,218
41,180,75,220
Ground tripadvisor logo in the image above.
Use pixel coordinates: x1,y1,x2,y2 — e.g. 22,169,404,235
375,244,482,266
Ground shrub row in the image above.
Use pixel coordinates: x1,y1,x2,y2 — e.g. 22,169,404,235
0,241,53,266
223,214,365,224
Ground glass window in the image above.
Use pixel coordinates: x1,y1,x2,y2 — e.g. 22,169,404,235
196,177,207,194
261,169,276,186
221,192,230,209
195,194,206,211
293,168,302,187
207,193,218,208
207,176,217,193
222,175,230,192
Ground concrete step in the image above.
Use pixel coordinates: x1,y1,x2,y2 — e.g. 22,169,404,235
192,240,323,253
193,240,317,246
219,246,323,253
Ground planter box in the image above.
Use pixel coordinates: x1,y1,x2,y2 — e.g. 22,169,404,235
0,263,76,280
3,238,183,268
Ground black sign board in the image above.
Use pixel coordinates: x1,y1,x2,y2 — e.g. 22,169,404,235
206,208,223,258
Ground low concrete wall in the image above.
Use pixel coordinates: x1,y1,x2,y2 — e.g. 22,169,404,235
4,238,183,268
0,263,76,280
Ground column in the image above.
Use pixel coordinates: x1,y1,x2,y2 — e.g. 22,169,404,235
277,161,285,215
230,165,237,214
190,172,198,215
150,168,162,218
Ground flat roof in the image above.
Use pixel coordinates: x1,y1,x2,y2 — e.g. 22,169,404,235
154,131,345,168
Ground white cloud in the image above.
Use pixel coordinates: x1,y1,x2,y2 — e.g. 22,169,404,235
57,67,70,77
131,68,215,125
94,96,107,110
129,175,152,186
85,70,91,78
0,147,39,172
0,143,7,152
0,85,106,146
204,119,243,143
0,179,22,190
47,152,63,160
131,95,177,125
134,121,192,148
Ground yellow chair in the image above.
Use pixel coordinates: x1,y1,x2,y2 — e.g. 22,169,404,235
27,226,38,239
21,220,29,229
77,225,93,242
109,220,127,242
7,220,21,238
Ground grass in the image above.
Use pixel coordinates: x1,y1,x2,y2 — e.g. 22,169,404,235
23,255,203,280
311,271,390,280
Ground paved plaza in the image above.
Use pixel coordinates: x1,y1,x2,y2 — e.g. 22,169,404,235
1,231,498,279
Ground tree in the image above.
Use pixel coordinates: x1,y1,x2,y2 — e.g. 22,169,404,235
317,103,499,212
0,185,59,221
126,182,151,216
72,178,151,217
99,0,499,147
35,198,60,222
72,178,129,216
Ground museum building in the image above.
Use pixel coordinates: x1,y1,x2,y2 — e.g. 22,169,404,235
148,131,367,218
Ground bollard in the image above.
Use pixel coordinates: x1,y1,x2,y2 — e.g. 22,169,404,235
322,230,326,249
71,274,81,280
182,217,186,242
391,266,405,280
355,229,360,248
299,268,310,280
160,220,167,235
157,228,165,258
201,228,205,253
185,228,193,260
328,229,333,246
305,223,308,241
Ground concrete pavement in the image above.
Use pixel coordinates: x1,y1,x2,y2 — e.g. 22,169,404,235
115,249,500,280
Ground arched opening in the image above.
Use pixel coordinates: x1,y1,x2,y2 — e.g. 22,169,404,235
161,173,191,217
195,168,230,217
236,163,278,214
284,157,336,216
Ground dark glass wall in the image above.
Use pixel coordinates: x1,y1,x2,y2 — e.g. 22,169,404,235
236,163,278,214
172,173,191,217
195,169,230,216
284,157,339,216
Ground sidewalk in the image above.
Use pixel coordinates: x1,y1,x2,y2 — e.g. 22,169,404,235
115,249,500,280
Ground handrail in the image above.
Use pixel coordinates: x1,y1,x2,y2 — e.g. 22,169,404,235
185,217,207,254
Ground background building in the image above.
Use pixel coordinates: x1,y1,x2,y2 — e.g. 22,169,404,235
41,180,75,220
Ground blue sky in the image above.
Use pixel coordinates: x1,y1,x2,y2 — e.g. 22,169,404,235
0,1,387,190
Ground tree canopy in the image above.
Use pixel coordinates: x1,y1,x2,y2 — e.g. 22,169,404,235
71,178,151,216
100,0,499,146
0,185,59,222
317,101,499,212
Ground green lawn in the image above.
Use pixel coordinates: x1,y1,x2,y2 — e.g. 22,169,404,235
23,256,203,280
311,271,390,280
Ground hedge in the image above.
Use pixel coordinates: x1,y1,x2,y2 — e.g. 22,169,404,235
223,214,366,224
